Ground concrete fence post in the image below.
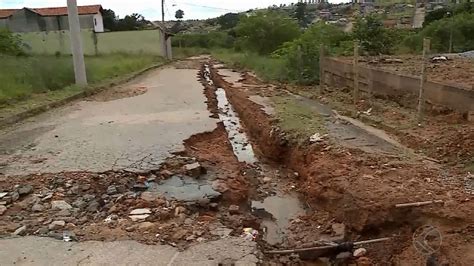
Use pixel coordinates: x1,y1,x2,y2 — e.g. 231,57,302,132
67,0,88,86
319,44,325,95
353,40,360,105
417,38,430,124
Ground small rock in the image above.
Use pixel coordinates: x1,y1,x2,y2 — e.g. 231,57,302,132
130,208,151,215
174,206,186,217
32,203,44,212
160,170,174,178
185,235,196,241
51,200,72,211
47,231,63,240
353,248,367,257
262,177,272,183
183,162,204,177
0,192,8,199
184,218,193,225
0,201,6,205
212,180,229,193
209,203,219,210
107,185,118,195
129,214,150,222
228,205,240,215
81,184,91,191
172,229,188,240
83,194,95,201
0,205,7,215
141,192,160,202
49,220,66,230
11,191,19,202
72,198,87,209
56,209,71,216
86,200,100,212
12,225,27,236
17,185,33,195
138,222,154,230
69,185,80,195
132,183,148,191
35,227,49,235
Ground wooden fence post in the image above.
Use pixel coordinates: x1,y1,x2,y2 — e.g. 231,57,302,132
417,38,430,124
319,44,325,95
353,40,360,105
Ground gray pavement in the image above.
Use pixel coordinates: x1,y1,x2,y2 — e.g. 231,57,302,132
0,67,217,175
0,236,259,266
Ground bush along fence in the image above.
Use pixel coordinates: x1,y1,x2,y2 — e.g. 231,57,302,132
319,40,474,122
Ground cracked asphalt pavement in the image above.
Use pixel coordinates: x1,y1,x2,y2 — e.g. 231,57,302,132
0,66,217,175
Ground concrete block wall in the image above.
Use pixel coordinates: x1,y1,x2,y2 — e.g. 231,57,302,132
322,58,474,114
18,29,167,57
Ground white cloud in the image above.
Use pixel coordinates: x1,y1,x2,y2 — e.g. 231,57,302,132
1,0,350,20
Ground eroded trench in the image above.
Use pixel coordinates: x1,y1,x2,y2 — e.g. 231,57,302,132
196,62,474,264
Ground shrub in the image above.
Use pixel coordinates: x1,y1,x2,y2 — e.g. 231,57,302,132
0,29,24,55
275,22,350,84
235,10,301,55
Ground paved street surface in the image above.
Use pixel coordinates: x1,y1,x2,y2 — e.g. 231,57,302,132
0,236,258,266
0,67,217,175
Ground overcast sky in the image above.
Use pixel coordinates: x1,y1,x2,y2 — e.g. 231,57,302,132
1,0,349,20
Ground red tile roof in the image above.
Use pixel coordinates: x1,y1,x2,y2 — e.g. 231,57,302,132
0,9,17,19
0,5,102,18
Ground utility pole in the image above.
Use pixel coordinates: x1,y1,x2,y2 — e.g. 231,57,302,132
67,0,87,86
162,0,165,22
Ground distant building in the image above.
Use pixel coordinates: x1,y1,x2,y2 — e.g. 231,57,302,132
298,0,327,4
0,5,104,33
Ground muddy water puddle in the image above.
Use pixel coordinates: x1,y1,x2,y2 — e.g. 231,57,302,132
252,193,305,245
216,88,257,164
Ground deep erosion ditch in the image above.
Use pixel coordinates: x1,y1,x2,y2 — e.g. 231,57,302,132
204,62,474,264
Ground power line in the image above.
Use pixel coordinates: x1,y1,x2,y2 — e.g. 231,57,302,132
174,1,243,12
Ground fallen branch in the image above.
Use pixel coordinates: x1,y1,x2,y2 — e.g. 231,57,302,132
264,237,391,255
395,200,444,208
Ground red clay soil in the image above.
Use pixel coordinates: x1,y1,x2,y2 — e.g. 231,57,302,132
209,64,474,265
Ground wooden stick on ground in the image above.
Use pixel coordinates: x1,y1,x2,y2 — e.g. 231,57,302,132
264,237,391,255
395,200,444,208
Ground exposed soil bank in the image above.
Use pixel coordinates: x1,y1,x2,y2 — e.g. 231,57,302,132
207,62,474,265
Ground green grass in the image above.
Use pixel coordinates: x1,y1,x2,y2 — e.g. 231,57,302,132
272,96,326,143
0,53,163,106
0,53,164,120
211,49,287,83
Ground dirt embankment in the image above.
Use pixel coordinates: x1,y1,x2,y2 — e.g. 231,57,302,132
340,55,474,90
209,63,474,265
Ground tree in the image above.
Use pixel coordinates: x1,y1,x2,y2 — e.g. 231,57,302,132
216,13,240,30
115,13,150,31
102,9,118,31
175,9,184,20
0,29,23,55
101,9,149,31
235,11,300,54
294,2,310,27
353,15,393,55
